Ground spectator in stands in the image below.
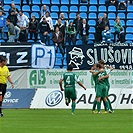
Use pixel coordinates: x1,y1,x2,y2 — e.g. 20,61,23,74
8,2,19,15
40,5,50,18
0,10,6,39
102,26,111,44
105,0,119,7
102,13,110,29
114,17,123,42
66,22,76,45
58,13,68,27
39,17,50,45
28,15,38,42
80,19,89,45
18,26,28,42
52,26,64,57
0,0,5,16
95,16,105,43
17,11,29,28
118,1,126,10
73,13,83,39
119,28,125,43
55,18,66,51
126,0,133,5
6,19,15,42
7,10,20,41
40,11,54,31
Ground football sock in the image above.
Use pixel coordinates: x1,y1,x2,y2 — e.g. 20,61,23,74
0,101,2,113
105,101,110,111
97,101,101,113
71,102,76,113
92,100,97,111
108,99,113,111
103,100,107,111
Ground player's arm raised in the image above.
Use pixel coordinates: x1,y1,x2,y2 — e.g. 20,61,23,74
98,74,109,81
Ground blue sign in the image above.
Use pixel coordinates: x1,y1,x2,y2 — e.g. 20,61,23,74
45,90,63,107
2,89,35,108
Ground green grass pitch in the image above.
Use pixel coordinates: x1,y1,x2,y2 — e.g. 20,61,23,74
0,109,132,133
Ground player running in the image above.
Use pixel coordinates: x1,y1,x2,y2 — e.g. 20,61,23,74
59,64,86,115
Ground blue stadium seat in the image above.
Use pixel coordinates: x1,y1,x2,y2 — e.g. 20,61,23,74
61,0,69,4
76,40,82,45
51,0,60,4
14,0,20,4
108,13,116,19
15,5,20,11
69,13,76,19
89,34,95,40
110,27,115,33
89,6,97,12
109,20,115,26
52,19,56,25
127,13,133,19
22,5,30,12
55,59,63,66
70,6,78,12
50,13,58,19
31,12,40,18
88,13,97,19
64,13,68,18
56,53,62,58
99,0,105,4
28,40,34,42
108,6,116,12
126,27,133,33
79,6,87,12
54,66,60,69
32,5,40,12
3,5,10,11
32,0,41,4
4,0,12,4
23,12,29,18
98,13,104,17
120,20,125,26
127,5,133,12
42,0,50,4
70,0,79,4
89,27,96,33
51,5,59,12
60,6,68,12
126,20,133,26
98,6,107,12
125,34,133,41
90,0,98,4
88,20,96,26
117,13,125,19
63,59,67,65
80,13,87,19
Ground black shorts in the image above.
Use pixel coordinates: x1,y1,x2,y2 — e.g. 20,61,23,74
0,83,7,97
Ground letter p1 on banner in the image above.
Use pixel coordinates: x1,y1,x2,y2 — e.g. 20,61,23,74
31,44,55,69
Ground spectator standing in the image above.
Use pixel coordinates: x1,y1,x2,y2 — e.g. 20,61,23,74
58,13,68,27
40,5,50,18
52,26,65,57
114,17,123,42
7,10,20,40
102,26,111,44
102,13,110,29
39,17,50,45
95,16,105,43
73,13,83,39
6,19,15,42
18,26,28,42
17,11,29,28
28,15,38,42
66,22,76,45
80,19,89,45
105,0,119,7
119,28,125,43
0,10,6,39
8,2,19,15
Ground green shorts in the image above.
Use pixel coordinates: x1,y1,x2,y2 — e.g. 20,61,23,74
64,87,77,100
96,84,108,98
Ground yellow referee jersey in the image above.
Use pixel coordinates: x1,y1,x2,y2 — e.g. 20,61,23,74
0,66,10,84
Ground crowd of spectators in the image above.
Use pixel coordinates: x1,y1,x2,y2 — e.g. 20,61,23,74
0,0,132,45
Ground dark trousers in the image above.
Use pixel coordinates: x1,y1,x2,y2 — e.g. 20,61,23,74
40,33,50,45
30,32,38,42
82,35,88,45
95,31,102,43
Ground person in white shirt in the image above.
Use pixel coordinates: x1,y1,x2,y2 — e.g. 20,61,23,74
40,11,54,31
17,11,29,28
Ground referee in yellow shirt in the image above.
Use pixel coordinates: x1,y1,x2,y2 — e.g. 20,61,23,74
0,56,14,117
